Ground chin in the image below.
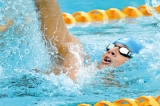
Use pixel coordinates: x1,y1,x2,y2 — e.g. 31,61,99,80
98,63,110,69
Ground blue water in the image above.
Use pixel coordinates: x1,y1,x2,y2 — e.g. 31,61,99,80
0,0,160,106
58,0,145,13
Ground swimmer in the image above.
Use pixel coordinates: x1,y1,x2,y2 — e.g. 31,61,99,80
34,0,143,81
98,37,143,69
0,20,13,32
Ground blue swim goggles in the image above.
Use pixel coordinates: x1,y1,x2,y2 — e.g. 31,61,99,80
106,44,132,58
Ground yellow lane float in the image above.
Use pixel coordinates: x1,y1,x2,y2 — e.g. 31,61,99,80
114,98,138,106
94,101,117,106
137,5,153,16
72,11,92,23
77,104,91,106
156,95,160,105
105,8,126,20
122,6,143,18
154,5,160,14
135,96,159,106
62,4,160,25
77,95,160,106
88,9,108,21
62,13,76,24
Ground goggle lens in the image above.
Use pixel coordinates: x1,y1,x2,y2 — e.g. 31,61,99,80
106,44,115,51
106,44,132,58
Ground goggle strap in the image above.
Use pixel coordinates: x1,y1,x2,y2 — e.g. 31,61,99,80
128,52,131,56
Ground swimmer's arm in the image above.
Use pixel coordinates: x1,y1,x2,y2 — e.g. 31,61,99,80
35,0,84,80
0,20,13,32
35,0,80,55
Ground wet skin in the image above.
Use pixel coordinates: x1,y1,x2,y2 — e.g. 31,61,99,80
98,44,130,69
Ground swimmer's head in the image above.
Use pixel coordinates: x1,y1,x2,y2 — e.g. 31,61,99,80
98,37,143,69
113,37,143,54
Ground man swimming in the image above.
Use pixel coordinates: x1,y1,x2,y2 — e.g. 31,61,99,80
34,0,143,81
98,37,143,69
1,0,143,81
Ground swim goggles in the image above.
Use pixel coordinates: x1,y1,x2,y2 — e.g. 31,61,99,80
106,44,132,58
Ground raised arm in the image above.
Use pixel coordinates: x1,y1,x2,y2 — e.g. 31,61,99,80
35,0,84,80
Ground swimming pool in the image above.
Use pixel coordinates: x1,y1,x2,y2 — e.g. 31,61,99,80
0,0,160,106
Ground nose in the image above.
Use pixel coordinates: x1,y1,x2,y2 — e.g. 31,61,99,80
107,48,116,57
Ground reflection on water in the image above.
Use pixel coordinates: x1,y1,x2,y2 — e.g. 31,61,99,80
0,0,160,105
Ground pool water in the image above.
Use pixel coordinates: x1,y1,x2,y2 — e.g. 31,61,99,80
58,0,145,14
0,0,160,106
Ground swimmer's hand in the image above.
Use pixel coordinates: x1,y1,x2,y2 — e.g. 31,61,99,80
0,19,14,32
6,19,14,26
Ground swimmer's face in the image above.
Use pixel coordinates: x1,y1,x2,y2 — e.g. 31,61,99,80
98,44,130,69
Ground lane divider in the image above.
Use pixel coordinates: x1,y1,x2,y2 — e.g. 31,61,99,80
121,6,143,18
154,5,160,14
94,101,117,106
88,9,108,21
105,8,126,20
62,13,76,24
137,5,153,16
62,4,160,25
156,95,160,105
77,95,160,106
135,96,159,106
73,11,92,22
114,98,138,106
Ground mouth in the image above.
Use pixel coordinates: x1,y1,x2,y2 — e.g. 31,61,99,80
102,56,111,64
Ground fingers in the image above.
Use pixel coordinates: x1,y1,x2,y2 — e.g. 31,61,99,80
7,19,14,26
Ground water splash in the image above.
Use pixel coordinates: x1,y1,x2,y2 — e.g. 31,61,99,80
0,0,160,103
145,0,160,20
0,0,82,98
0,0,50,73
